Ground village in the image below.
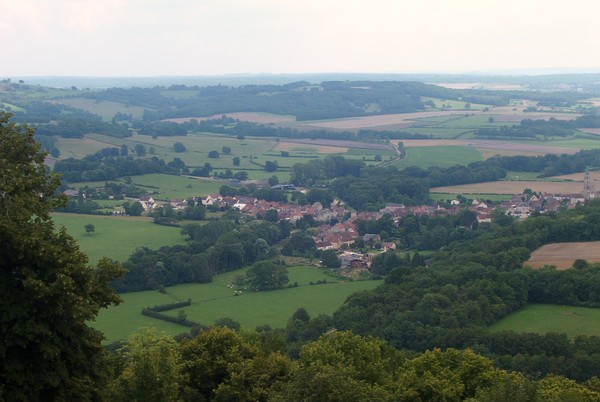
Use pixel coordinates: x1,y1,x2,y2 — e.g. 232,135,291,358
127,184,593,274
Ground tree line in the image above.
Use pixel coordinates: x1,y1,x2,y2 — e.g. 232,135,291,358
53,148,185,182
112,219,290,292
103,326,600,402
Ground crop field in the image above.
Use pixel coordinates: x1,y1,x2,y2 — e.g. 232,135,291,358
394,146,482,169
526,241,600,269
405,127,474,139
431,180,585,196
297,111,478,131
545,171,600,191
396,139,580,159
489,304,600,338
93,266,383,342
50,98,147,120
52,213,186,264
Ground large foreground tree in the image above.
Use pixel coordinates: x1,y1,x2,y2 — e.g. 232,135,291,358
0,112,124,401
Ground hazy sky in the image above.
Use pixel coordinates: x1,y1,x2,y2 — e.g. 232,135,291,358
2,0,599,77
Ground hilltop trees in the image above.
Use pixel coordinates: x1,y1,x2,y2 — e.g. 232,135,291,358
0,112,124,401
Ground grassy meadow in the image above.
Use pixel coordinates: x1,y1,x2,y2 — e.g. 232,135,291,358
394,146,483,169
130,174,223,201
52,213,187,264
93,266,383,343
489,304,600,338
72,174,223,202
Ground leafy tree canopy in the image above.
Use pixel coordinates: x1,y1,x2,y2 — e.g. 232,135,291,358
0,112,124,401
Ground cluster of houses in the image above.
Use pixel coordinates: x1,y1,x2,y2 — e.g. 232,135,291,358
134,190,589,271
63,177,593,274
162,190,589,235
499,192,585,219
196,193,349,223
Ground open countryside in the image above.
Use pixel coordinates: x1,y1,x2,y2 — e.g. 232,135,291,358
52,213,187,264
5,72,600,399
94,266,382,343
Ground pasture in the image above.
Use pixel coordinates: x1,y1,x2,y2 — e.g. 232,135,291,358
93,265,383,342
72,174,223,202
130,174,223,201
52,213,187,264
297,111,478,131
489,304,600,338
394,146,482,169
526,241,600,269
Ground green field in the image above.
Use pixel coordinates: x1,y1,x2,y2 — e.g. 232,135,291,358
489,304,600,338
546,137,600,149
93,266,382,342
52,213,186,264
130,174,223,201
406,127,473,139
73,174,223,202
395,146,482,169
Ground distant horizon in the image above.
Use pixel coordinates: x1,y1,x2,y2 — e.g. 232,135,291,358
3,1,600,78
5,67,600,80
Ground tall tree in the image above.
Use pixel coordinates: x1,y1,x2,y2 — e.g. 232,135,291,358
245,261,289,291
0,112,124,401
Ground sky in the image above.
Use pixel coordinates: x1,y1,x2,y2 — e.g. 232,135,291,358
1,0,599,77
